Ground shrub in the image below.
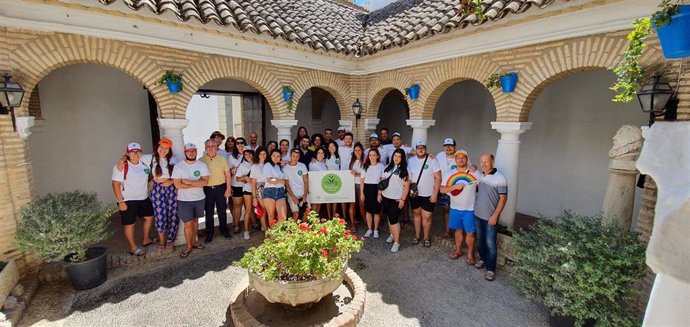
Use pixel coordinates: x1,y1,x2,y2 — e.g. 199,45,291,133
511,210,646,327
16,191,114,263
235,209,364,282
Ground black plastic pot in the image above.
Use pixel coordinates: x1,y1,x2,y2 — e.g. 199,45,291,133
64,247,107,290
549,314,595,327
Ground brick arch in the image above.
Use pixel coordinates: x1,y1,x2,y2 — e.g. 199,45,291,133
418,56,500,119
183,57,284,118
514,34,666,121
366,70,413,118
8,33,166,117
292,70,351,119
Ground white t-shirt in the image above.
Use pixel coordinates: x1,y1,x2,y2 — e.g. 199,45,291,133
227,154,244,187
382,165,407,200
442,169,478,211
250,163,266,184
111,161,150,201
383,144,413,160
338,146,353,170
263,163,285,188
350,160,363,185
365,147,388,166
436,151,458,173
361,163,384,185
408,155,441,197
281,153,291,163
235,161,253,193
283,162,308,196
309,161,327,172
171,160,210,202
336,139,345,147
325,155,342,170
145,155,176,180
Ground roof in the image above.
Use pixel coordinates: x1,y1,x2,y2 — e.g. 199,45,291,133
98,0,561,56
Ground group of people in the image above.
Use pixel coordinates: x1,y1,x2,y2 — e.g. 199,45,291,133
111,126,507,281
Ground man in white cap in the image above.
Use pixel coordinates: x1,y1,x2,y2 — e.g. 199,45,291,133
365,133,388,164
335,127,347,147
382,132,414,164
407,140,441,247
437,137,457,238
172,143,210,258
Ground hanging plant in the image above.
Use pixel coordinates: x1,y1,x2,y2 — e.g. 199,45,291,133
611,0,684,103
460,0,485,21
159,70,183,94
405,83,420,100
485,72,519,92
282,86,295,112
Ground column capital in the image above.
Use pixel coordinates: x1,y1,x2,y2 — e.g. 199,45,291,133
158,118,189,130
16,116,35,140
270,119,298,129
491,121,533,134
338,119,353,132
364,118,380,132
406,119,435,129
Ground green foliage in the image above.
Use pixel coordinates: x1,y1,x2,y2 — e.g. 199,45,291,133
235,209,363,282
485,73,515,89
16,191,114,263
511,210,646,327
159,70,183,91
611,0,681,102
461,0,485,20
282,86,295,112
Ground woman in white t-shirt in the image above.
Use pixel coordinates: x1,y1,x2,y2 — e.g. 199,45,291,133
380,148,411,253
263,149,288,224
234,148,255,239
148,138,179,252
346,142,365,233
360,148,384,239
309,147,328,215
325,141,341,219
250,146,269,231
226,137,246,234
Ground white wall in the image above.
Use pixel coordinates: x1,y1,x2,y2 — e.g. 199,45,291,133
377,91,412,142
184,94,220,153
30,64,151,203
518,70,647,219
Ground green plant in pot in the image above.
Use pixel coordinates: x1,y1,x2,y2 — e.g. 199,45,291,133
16,191,114,290
159,70,183,94
510,210,646,327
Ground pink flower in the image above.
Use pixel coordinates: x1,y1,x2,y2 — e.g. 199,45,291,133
322,249,329,258
321,218,327,222
352,235,357,240
299,223,311,231
338,219,346,225
319,228,328,235
334,213,340,218
344,230,351,236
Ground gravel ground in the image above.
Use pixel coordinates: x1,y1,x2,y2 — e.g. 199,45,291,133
20,222,549,327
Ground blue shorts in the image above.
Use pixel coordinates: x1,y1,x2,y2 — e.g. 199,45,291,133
263,187,286,200
449,209,475,233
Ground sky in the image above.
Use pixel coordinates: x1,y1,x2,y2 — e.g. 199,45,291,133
354,0,398,10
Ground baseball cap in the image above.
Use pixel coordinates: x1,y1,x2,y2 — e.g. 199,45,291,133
210,131,225,139
415,140,426,147
126,142,142,152
443,138,456,146
184,143,197,151
158,138,173,148
337,127,346,132
454,150,468,158
243,145,253,151
369,133,379,139
392,132,401,138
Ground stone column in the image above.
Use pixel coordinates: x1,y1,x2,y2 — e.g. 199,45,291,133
636,122,690,326
406,119,435,146
601,125,643,230
490,121,532,228
364,118,380,136
158,118,188,163
271,119,298,148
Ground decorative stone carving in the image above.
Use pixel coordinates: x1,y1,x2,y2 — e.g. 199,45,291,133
602,125,643,229
15,116,35,140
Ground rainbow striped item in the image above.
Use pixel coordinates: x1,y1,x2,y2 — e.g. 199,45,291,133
446,172,478,196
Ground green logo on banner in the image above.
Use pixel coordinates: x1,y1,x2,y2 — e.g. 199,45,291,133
297,170,303,176
321,173,342,194
194,170,201,177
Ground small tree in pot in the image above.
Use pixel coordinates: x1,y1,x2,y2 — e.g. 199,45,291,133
16,191,114,290
511,210,646,327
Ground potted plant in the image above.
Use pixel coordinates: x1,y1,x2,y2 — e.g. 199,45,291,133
405,83,420,100
282,86,295,112
485,72,519,92
159,70,183,94
0,259,19,304
511,210,646,327
15,191,114,290
611,0,688,103
235,209,363,307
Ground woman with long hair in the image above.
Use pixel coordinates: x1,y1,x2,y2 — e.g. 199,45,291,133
267,140,278,154
380,148,411,253
149,138,178,252
235,148,256,239
250,146,269,231
308,147,328,215
325,141,341,219
263,149,288,224
294,126,309,148
348,142,366,232
225,136,240,159
279,139,291,164
310,133,324,151
360,148,384,239
227,136,246,234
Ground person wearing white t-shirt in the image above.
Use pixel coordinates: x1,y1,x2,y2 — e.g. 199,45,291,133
309,147,328,215
380,148,411,253
284,149,310,221
440,150,479,266
172,143,210,258
279,139,291,164
346,142,366,233
325,141,342,219
364,133,388,166
148,138,179,253
407,140,441,247
436,137,458,238
250,146,269,231
111,142,155,257
382,132,414,163
335,127,346,147
360,148,385,239
263,149,288,224
338,133,355,228
234,147,256,239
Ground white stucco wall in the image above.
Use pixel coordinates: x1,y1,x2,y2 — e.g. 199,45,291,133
184,94,220,153
518,70,647,219
30,64,151,203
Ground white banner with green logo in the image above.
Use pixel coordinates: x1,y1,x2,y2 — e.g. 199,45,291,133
308,170,355,204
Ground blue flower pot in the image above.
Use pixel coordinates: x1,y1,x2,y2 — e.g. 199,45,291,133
655,5,690,59
282,88,294,102
406,84,420,100
500,73,518,92
166,80,181,94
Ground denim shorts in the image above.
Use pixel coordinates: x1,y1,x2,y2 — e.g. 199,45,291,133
263,187,286,200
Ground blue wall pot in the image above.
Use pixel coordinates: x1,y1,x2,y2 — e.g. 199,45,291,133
282,88,294,102
407,84,420,100
656,5,690,59
500,73,518,92
166,81,182,94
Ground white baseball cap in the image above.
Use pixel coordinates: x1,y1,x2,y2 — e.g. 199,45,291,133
126,142,142,152
184,143,197,150
443,138,456,146
369,133,379,139
392,132,401,138
337,127,346,132
243,145,253,151
415,140,426,147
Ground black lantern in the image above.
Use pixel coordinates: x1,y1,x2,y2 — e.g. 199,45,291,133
0,74,26,130
352,98,362,119
636,74,677,126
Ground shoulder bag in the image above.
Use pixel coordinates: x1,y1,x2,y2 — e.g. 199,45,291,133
377,167,399,191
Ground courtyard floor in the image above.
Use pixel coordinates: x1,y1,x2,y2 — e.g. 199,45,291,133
19,212,548,327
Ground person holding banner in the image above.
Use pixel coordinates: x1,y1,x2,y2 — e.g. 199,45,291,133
251,147,269,231
263,150,288,224
361,148,384,239
325,141,341,219
380,148,411,253
284,149,309,221
308,147,328,215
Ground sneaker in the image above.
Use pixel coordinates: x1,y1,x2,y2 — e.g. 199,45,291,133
363,229,373,238
373,230,380,239
243,231,250,240
386,234,394,243
391,242,400,253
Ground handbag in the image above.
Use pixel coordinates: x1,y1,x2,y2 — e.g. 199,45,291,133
377,167,398,191
409,155,428,198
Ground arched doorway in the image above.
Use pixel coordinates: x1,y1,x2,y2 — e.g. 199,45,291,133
376,90,411,142
293,87,341,141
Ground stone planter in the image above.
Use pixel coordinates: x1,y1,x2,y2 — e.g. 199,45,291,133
248,269,345,307
0,259,19,304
